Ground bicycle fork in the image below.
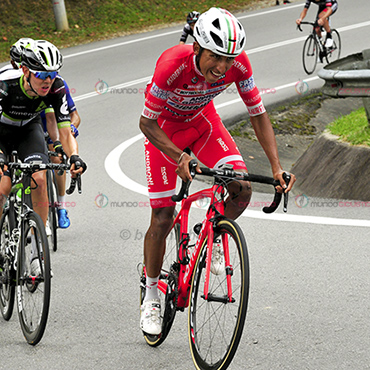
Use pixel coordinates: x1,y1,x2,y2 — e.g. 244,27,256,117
202,218,234,304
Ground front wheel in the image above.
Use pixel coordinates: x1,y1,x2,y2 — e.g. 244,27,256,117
302,34,318,75
188,218,249,370
17,212,51,345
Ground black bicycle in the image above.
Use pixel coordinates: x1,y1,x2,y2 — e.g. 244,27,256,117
0,152,69,345
298,21,341,74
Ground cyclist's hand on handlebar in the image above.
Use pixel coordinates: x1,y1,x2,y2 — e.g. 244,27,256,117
69,155,87,178
296,18,302,25
274,170,296,193
53,140,67,163
175,151,201,182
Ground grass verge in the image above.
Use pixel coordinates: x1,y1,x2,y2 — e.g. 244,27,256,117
0,0,272,63
328,107,370,147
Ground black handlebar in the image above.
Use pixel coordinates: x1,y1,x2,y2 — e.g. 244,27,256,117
171,160,291,214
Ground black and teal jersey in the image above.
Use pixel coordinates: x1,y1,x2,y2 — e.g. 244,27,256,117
0,69,70,127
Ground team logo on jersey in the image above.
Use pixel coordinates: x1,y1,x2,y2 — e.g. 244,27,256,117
191,77,198,84
239,76,255,93
210,79,225,87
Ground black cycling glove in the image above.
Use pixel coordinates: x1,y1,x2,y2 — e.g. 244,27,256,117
70,155,87,173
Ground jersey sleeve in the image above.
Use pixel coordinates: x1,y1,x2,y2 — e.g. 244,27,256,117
234,52,266,117
63,79,76,113
141,50,177,120
179,24,191,43
46,78,71,128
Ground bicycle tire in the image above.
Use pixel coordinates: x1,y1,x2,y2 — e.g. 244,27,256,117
326,29,341,62
0,208,16,321
302,34,318,75
47,170,58,252
141,212,180,347
17,211,51,345
188,218,249,370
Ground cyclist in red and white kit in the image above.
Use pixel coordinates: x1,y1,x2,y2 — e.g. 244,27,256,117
139,7,296,335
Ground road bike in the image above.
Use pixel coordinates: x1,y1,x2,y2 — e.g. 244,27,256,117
139,156,290,370
0,152,69,345
298,21,341,75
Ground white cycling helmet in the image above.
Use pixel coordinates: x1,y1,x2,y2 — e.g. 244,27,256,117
9,38,34,68
194,7,246,57
21,39,63,71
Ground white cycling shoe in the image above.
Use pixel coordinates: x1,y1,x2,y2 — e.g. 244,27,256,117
140,299,162,335
325,38,333,48
211,240,225,275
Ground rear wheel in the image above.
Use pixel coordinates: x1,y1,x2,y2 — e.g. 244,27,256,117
141,212,180,347
188,219,249,370
326,29,341,62
0,209,16,321
302,34,318,75
17,212,51,345
47,170,58,252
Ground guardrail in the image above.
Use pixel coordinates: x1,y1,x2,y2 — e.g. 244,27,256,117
318,49,370,124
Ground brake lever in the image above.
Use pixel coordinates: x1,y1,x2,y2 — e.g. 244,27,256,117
282,172,291,213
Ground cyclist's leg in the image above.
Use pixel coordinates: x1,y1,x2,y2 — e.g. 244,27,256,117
0,126,16,219
190,104,251,220
141,136,179,335
17,117,49,226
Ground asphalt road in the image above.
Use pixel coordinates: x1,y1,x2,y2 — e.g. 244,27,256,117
1,1,370,369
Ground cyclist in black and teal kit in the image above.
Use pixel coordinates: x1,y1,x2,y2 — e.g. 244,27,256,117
41,76,81,228
179,11,200,44
296,0,338,48
0,40,86,233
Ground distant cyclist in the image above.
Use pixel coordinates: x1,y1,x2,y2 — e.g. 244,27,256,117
179,11,200,44
0,37,34,73
296,0,338,48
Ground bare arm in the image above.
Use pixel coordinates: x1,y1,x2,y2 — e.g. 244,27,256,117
296,8,308,24
250,112,295,191
70,110,81,129
46,111,59,143
139,115,199,181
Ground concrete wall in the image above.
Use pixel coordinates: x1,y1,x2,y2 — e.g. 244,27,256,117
292,132,370,201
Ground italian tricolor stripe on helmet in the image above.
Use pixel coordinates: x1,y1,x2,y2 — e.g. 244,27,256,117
223,9,237,55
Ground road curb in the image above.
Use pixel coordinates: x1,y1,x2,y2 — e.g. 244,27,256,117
292,132,370,201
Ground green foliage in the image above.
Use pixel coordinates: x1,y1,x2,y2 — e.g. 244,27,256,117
0,0,259,62
328,107,370,147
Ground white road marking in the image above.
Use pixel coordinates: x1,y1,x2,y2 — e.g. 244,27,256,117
104,123,370,228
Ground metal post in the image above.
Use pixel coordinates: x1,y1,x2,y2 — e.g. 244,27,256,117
52,0,69,31
362,49,370,125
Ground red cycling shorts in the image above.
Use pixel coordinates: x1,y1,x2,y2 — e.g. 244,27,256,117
144,102,247,208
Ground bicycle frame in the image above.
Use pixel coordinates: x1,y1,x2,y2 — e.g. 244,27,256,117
152,181,232,310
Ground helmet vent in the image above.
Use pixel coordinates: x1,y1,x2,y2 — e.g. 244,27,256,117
212,19,221,30
210,31,223,48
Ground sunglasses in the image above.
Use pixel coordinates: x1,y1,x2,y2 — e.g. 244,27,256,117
29,69,58,80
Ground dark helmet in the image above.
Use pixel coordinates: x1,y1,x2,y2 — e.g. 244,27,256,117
21,40,63,71
187,11,200,24
9,38,34,68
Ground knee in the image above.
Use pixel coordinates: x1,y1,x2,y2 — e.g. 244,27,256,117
229,180,252,209
150,208,175,238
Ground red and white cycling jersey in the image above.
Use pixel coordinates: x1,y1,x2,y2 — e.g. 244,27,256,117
142,44,266,122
